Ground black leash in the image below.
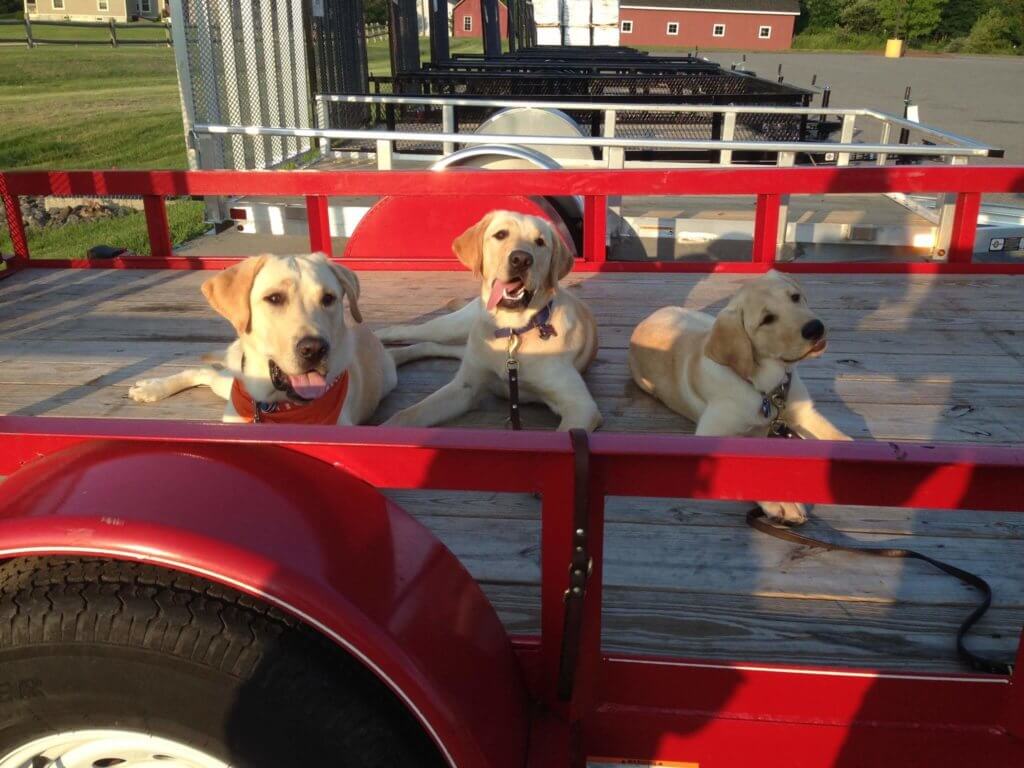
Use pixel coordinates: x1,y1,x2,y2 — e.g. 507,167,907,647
506,354,522,431
498,302,558,432
747,509,1010,675
558,429,592,700
748,386,1010,675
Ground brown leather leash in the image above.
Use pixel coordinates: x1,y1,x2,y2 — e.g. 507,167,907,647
558,429,593,700
749,396,1010,675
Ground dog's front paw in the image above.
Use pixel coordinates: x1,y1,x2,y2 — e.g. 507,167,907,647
129,379,168,403
759,501,808,525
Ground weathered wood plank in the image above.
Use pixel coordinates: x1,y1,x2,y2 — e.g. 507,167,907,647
385,490,1024,541
415,515,1024,607
480,583,1020,672
3,267,1024,673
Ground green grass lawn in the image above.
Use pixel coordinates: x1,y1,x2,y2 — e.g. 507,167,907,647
0,41,205,258
0,36,478,259
0,200,207,259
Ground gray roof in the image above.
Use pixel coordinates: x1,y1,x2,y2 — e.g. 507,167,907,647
619,0,800,12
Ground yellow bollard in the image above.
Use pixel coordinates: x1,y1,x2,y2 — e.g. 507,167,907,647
885,38,906,58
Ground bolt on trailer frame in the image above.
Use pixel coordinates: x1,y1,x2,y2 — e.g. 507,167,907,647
2,166,1024,768
192,100,1015,262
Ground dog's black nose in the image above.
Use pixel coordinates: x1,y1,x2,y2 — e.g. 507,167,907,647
801,319,825,341
297,336,329,362
509,250,534,271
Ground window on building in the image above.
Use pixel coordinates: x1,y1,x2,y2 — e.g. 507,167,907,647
666,22,679,35
759,25,771,39
98,0,109,9
140,0,153,12
52,0,65,9
712,23,726,37
463,15,472,31
620,20,633,33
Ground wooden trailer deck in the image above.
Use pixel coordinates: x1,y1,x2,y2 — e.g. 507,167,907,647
2,266,1024,673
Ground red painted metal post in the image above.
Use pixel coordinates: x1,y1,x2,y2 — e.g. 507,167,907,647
571,482,605,726
1001,630,1024,739
752,192,781,265
947,191,982,264
142,195,172,259
0,173,29,264
540,457,577,706
583,195,607,263
307,195,333,257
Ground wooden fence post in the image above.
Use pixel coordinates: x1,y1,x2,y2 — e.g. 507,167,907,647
24,15,33,48
109,18,118,47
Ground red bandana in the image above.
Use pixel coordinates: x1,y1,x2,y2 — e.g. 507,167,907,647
230,372,349,425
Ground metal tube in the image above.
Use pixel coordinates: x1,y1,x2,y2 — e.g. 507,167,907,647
194,122,997,159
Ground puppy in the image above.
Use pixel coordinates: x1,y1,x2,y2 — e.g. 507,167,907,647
379,211,601,431
629,270,849,523
130,252,397,425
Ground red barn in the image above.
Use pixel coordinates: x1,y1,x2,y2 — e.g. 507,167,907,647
452,0,509,38
618,0,799,50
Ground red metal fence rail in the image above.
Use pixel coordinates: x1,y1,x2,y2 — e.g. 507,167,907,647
1,415,1023,767
3,166,1024,274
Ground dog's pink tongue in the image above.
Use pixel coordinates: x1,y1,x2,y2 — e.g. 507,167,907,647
487,279,520,310
288,371,327,400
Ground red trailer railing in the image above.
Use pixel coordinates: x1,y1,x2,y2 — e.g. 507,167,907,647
2,165,1024,765
3,165,1024,274
0,418,1023,766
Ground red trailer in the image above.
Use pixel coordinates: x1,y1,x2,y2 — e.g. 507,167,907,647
0,165,1023,768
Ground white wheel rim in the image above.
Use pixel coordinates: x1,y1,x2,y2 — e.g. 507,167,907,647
0,729,230,768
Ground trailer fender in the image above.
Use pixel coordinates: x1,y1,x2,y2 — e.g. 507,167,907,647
344,192,580,263
0,439,530,768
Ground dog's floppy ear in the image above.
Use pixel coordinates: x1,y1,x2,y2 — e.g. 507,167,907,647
767,268,800,290
201,254,267,335
545,227,575,291
452,212,495,276
326,259,363,324
705,307,756,381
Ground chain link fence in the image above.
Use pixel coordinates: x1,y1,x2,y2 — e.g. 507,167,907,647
174,0,316,171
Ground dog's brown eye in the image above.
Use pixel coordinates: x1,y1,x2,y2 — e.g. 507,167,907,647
535,237,545,247
493,230,508,241
264,293,285,306
762,313,777,326
321,293,337,307
791,294,801,303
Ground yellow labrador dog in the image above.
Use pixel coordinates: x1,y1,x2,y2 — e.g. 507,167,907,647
629,270,849,524
129,252,396,425
379,211,601,431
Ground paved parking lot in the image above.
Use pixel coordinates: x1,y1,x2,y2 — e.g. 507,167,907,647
702,51,1024,162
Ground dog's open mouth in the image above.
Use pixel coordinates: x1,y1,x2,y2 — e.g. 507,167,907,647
784,339,828,364
488,277,532,311
269,360,329,401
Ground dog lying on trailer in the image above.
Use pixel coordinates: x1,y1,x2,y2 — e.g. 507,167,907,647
378,211,602,431
629,270,849,524
129,252,397,425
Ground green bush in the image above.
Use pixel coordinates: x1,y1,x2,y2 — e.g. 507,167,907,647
840,0,882,31
798,0,844,31
792,29,885,50
877,0,945,42
963,8,1018,53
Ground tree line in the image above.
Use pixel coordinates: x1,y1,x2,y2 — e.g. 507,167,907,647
798,0,1022,53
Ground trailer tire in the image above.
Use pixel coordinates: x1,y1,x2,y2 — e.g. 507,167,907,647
0,557,447,768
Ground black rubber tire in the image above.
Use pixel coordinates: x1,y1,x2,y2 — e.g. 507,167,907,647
0,557,446,767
